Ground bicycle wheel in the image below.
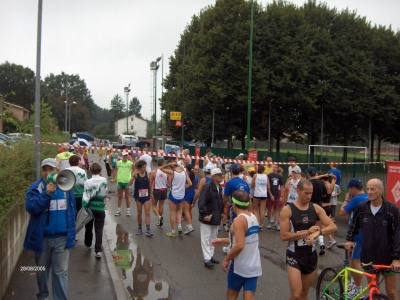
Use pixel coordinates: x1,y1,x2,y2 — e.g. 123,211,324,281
316,267,344,300
366,293,391,300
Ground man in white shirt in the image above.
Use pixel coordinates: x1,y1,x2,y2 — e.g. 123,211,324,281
137,147,153,173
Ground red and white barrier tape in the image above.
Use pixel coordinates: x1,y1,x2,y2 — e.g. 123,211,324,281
36,141,384,165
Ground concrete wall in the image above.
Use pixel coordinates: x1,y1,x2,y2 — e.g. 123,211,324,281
0,202,29,299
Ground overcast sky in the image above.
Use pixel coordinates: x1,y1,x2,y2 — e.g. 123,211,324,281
1,0,399,120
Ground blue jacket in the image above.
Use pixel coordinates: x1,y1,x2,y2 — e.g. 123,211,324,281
24,178,76,252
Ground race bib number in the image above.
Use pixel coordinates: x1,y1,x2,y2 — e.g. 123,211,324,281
139,189,148,197
296,230,309,247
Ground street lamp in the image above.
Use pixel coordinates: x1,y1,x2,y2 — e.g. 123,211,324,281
124,84,131,134
64,101,76,133
150,57,161,136
268,99,273,153
246,0,254,150
64,76,68,133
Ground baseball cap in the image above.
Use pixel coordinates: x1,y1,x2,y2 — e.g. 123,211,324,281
291,169,301,174
203,165,212,173
41,158,58,168
122,151,129,156
211,168,223,176
239,153,244,156
306,166,317,174
344,178,363,188
230,163,240,173
248,167,255,173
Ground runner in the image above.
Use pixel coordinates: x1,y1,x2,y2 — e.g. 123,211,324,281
149,159,168,227
115,151,134,217
133,160,153,237
183,164,199,235
280,179,337,300
212,190,262,299
252,165,269,230
158,161,192,237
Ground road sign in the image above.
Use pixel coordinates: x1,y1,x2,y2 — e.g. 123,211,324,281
170,111,181,120
175,120,182,127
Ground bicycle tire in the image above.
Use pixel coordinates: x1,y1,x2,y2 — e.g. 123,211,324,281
316,267,344,300
365,293,391,300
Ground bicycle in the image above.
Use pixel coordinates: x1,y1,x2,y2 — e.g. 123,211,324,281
316,244,398,300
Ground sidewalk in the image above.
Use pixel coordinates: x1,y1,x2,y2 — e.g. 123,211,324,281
3,228,122,300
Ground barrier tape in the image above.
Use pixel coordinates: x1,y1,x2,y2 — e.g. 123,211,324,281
36,141,384,166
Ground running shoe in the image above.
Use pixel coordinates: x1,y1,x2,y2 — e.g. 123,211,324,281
259,226,263,231
126,210,131,217
135,228,143,235
223,224,229,232
222,246,231,254
184,226,194,235
274,223,280,231
95,252,101,259
178,227,183,235
166,232,177,238
327,240,337,249
159,216,163,226
114,209,121,216
266,223,272,229
146,230,153,237
319,244,326,256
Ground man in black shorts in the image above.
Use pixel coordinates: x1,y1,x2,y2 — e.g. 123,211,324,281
306,166,327,255
149,159,168,226
280,179,337,300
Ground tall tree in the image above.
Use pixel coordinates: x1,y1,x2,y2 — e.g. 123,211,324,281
0,62,35,110
128,97,143,118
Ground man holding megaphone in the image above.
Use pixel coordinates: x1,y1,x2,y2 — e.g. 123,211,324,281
24,158,76,300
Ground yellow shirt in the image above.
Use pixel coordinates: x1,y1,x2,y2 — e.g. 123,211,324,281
263,164,273,175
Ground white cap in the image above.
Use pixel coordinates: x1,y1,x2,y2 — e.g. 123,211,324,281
122,151,129,156
211,168,223,176
41,158,58,168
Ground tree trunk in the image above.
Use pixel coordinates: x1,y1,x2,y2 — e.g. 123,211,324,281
377,134,381,161
227,134,233,149
275,133,280,153
370,133,374,162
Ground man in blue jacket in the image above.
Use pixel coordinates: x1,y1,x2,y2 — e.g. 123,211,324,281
24,158,76,300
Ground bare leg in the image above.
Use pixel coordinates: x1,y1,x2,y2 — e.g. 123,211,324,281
136,201,143,225
144,201,151,226
124,188,130,209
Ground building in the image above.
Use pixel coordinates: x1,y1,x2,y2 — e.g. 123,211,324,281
115,115,147,137
0,95,30,133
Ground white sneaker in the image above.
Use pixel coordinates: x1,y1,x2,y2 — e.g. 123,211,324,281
126,210,131,217
95,252,102,259
266,223,272,229
222,246,231,254
347,285,362,299
274,223,280,231
327,240,337,249
184,226,194,235
115,210,121,216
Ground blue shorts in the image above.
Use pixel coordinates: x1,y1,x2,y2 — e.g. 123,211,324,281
184,190,195,204
227,270,258,292
351,242,361,260
169,193,184,204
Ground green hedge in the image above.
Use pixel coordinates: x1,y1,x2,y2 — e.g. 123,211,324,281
0,134,64,234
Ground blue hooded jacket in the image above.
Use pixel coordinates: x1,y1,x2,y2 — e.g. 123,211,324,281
23,178,76,252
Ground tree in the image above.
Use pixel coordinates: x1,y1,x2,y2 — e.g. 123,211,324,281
110,94,125,120
42,72,93,132
0,62,35,111
20,100,59,134
128,97,143,118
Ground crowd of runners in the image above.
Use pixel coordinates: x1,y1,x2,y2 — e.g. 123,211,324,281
27,145,400,300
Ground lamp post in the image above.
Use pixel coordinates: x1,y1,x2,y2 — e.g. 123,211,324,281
150,57,161,136
160,54,164,136
64,76,68,133
124,84,131,134
246,0,254,150
65,101,76,133
268,99,273,153
34,0,43,179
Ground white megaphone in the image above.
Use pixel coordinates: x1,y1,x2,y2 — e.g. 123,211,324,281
47,169,76,191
